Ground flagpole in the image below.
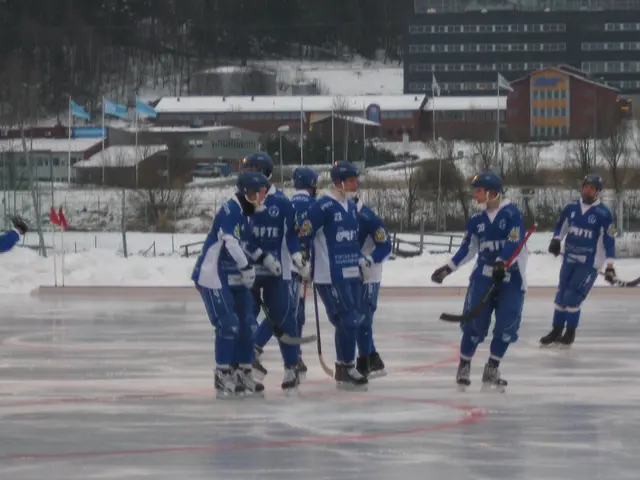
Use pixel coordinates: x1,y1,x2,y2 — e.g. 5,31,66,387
67,96,72,184
495,73,500,164
434,78,442,232
331,104,335,164
52,220,58,287
135,95,139,188
102,97,106,187
299,97,305,165
362,101,366,169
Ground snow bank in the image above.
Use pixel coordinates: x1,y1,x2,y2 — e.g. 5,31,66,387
3,246,639,294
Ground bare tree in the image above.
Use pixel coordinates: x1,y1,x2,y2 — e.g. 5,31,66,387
564,138,598,178
505,143,542,221
0,54,47,256
427,139,470,227
599,121,631,194
332,95,351,161
395,153,424,230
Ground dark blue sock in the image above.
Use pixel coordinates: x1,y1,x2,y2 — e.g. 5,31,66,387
565,309,581,328
552,308,567,328
356,325,373,357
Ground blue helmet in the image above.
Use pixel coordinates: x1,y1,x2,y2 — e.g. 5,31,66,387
242,152,274,179
583,173,603,191
582,173,603,204
471,171,503,193
236,170,268,196
293,167,318,190
330,161,360,183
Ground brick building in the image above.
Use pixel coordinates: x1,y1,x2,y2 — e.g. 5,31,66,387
506,65,621,141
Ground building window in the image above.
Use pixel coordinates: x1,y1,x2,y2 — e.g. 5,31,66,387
408,42,565,53
582,61,640,73
407,23,566,35
604,22,640,31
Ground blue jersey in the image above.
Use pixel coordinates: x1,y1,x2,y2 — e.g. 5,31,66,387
0,230,19,253
554,199,615,270
291,189,316,260
357,202,392,284
299,190,361,284
449,201,528,290
191,196,250,289
244,185,301,280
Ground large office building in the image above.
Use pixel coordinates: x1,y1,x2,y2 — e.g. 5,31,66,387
405,0,640,96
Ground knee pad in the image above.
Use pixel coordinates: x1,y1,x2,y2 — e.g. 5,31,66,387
562,290,586,309
216,312,240,339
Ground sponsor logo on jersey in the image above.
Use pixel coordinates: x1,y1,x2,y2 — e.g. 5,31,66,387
607,224,617,236
374,227,387,243
233,223,241,240
568,226,594,239
253,226,280,238
479,240,506,252
336,227,357,242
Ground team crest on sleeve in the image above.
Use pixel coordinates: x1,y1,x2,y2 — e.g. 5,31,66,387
233,223,241,239
299,219,313,236
607,224,617,236
508,226,520,242
374,227,387,243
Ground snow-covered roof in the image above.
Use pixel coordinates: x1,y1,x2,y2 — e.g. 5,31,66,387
124,125,233,134
0,138,104,153
155,94,506,114
155,95,427,114
75,145,167,168
427,96,506,111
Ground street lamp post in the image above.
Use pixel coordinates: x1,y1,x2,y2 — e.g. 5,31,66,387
277,125,290,187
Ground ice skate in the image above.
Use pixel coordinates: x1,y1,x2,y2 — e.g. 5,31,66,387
215,368,244,400
236,367,265,397
558,327,575,348
295,357,307,381
456,359,471,391
356,355,370,377
540,327,563,347
367,352,387,379
252,346,268,380
481,363,507,393
281,367,300,392
335,363,368,391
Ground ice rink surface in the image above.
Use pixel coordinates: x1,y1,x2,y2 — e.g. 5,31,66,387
1,291,639,479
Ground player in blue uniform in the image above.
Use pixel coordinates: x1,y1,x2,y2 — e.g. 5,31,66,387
0,217,27,252
241,153,309,390
191,171,268,398
540,174,616,347
431,172,528,391
299,161,368,389
354,197,391,378
288,167,318,376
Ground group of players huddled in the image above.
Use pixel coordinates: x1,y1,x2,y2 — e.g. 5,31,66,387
190,153,618,397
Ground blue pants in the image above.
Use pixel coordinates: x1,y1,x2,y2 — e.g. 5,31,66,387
197,284,256,368
552,261,597,329
252,276,299,367
460,275,524,363
316,279,363,364
358,282,380,357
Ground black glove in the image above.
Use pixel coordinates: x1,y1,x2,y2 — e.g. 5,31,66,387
431,264,452,284
548,238,561,257
492,261,506,284
604,265,616,285
11,216,28,235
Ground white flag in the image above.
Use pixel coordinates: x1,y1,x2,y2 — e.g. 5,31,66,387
497,73,513,92
432,73,441,96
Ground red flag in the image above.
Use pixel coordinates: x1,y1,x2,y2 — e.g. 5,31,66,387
50,207,61,226
58,207,68,229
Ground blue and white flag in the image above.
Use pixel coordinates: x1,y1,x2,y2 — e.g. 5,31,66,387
497,73,514,92
70,100,91,120
104,99,128,119
135,99,157,119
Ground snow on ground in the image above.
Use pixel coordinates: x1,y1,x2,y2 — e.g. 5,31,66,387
3,231,639,293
